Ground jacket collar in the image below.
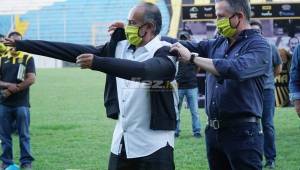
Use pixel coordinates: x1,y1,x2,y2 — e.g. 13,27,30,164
127,36,161,53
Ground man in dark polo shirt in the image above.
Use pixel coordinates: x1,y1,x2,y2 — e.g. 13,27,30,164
169,0,271,169
0,32,35,170
175,30,201,138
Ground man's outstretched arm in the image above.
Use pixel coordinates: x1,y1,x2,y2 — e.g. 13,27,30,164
3,28,127,63
4,38,103,63
77,47,177,81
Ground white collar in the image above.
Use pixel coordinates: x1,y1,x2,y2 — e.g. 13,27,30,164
143,36,161,52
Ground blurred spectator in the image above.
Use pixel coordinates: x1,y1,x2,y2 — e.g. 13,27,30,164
0,32,35,170
288,36,300,54
250,20,282,169
275,49,292,107
175,30,202,138
289,44,300,118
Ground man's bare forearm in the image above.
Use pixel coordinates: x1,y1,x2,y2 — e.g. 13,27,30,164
194,57,220,76
0,81,13,88
16,74,36,92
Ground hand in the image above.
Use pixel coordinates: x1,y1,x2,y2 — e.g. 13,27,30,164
7,84,19,94
170,42,191,63
76,54,94,69
1,89,12,98
3,38,17,47
294,100,300,118
108,22,125,36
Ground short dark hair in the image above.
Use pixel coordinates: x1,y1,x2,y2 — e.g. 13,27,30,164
250,20,262,30
140,2,162,35
216,0,251,21
8,31,22,38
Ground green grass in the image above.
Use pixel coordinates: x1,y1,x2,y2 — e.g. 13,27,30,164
3,68,300,170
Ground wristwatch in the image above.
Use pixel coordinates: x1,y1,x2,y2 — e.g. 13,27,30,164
190,53,198,64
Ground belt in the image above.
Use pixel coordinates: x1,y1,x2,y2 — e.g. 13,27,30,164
208,117,260,130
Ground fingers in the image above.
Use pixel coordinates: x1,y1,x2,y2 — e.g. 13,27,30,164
170,42,192,63
76,54,94,69
3,38,15,46
76,54,92,60
108,26,117,33
171,42,183,48
2,90,11,98
109,22,124,28
170,43,180,52
77,60,90,69
170,43,184,53
7,84,19,93
112,22,125,28
108,21,125,35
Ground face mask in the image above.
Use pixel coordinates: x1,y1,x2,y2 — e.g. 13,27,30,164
125,25,144,46
216,15,238,38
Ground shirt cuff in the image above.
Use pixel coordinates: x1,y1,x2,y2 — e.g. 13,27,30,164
212,59,229,77
289,92,300,101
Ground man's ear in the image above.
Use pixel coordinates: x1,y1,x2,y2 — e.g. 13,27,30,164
147,22,156,34
236,12,245,20
138,24,148,37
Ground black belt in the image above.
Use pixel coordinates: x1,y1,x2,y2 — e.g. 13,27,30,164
208,117,260,130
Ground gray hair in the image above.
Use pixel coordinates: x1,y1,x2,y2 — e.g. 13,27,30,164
216,0,251,21
140,2,162,35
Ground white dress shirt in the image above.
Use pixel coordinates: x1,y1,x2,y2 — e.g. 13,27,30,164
110,36,178,158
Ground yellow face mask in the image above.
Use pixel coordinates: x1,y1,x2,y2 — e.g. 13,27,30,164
125,25,143,46
216,15,238,38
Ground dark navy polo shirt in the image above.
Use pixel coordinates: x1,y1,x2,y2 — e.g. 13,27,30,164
181,29,271,120
0,52,36,107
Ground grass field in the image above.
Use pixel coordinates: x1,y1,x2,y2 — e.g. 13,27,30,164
3,68,300,170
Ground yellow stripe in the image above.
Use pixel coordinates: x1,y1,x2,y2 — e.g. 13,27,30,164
194,0,210,5
275,87,280,107
168,0,182,38
17,51,24,60
144,0,158,3
278,86,285,107
12,57,16,64
25,55,32,64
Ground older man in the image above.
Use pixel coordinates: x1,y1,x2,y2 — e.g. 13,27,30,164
5,2,178,170
169,0,271,169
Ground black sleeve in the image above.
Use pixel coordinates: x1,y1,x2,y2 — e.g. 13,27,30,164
91,47,176,81
161,36,210,57
161,36,178,44
16,40,106,63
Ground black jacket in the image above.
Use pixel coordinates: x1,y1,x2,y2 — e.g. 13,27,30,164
15,28,177,130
